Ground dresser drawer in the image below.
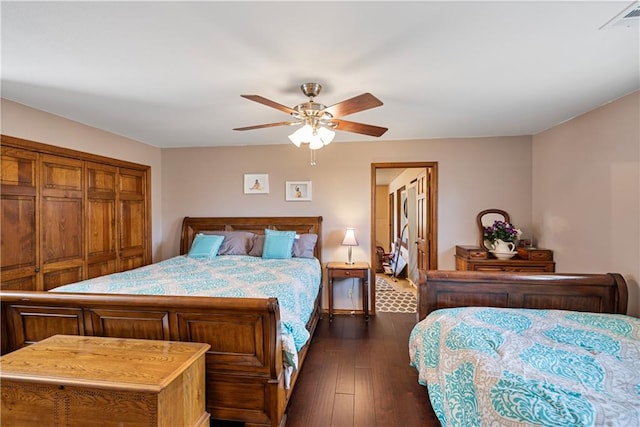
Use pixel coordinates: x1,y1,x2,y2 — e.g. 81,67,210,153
329,268,367,279
455,255,555,273
479,266,551,272
473,266,505,272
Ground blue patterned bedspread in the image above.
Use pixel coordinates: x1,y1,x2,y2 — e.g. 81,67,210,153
409,307,640,426
54,255,322,372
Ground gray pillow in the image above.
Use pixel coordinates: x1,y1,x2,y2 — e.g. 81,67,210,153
205,231,255,255
293,233,318,258
249,234,265,257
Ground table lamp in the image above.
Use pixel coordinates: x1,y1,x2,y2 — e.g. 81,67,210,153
341,227,358,265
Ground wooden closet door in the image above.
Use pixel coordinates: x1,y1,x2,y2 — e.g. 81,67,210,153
40,154,84,290
416,170,428,272
118,167,147,271
86,162,117,279
1,147,39,290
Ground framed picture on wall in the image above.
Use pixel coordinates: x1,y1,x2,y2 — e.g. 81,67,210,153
286,181,312,201
244,174,269,194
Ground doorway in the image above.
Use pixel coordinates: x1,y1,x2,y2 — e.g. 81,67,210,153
370,162,438,315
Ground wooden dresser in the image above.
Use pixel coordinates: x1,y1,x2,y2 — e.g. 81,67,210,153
0,335,210,427
455,245,555,272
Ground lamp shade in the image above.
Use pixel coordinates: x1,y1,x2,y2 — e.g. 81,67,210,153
341,228,358,246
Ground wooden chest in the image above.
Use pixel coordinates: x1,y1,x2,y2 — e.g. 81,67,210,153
0,335,210,427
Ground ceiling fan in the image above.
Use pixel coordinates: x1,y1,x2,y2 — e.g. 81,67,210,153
233,83,388,150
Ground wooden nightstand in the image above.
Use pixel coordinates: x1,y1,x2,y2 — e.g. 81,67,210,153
326,261,371,322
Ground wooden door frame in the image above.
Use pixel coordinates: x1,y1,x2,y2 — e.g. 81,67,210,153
370,162,438,315
387,192,394,250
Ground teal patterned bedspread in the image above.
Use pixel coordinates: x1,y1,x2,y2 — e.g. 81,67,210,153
54,255,322,371
409,307,640,426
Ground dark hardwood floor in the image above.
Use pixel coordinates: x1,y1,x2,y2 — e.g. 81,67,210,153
285,312,439,427
211,312,439,427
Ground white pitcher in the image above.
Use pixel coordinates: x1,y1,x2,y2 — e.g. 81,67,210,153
491,239,515,253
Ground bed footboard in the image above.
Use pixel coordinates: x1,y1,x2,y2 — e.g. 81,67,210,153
0,291,301,427
417,270,628,321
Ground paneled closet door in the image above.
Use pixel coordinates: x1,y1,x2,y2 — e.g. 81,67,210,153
0,147,39,290
118,167,147,271
86,162,117,279
40,154,84,290
416,170,428,271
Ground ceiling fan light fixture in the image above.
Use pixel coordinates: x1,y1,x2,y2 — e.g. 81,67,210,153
288,131,302,147
307,125,324,150
317,126,335,146
287,134,302,148
289,123,334,149
288,124,313,147
308,138,324,150
309,126,334,150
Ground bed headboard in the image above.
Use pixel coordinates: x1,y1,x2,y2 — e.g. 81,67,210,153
180,216,323,262
417,270,629,321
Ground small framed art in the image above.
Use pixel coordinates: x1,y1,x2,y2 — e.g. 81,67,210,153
244,174,269,194
286,181,312,201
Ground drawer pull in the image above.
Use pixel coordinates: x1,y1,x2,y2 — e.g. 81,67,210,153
345,271,351,276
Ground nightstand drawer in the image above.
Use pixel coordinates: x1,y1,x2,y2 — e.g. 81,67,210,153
330,269,367,279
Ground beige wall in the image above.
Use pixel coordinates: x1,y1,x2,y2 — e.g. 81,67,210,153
532,91,640,316
161,136,533,265
0,99,164,260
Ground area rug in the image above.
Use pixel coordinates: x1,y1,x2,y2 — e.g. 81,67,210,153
375,275,417,313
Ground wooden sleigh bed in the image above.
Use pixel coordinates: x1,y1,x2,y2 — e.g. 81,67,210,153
411,270,637,426
416,270,628,321
0,216,324,427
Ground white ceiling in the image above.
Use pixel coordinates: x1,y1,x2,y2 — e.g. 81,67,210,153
2,1,638,149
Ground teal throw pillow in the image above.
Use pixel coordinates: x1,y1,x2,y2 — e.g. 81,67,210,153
188,234,224,259
262,229,296,259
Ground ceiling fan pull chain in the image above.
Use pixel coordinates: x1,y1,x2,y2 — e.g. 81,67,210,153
310,148,317,166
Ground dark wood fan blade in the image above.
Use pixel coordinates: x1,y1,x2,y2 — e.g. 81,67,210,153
322,93,383,118
233,121,297,131
240,95,298,115
329,119,388,137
